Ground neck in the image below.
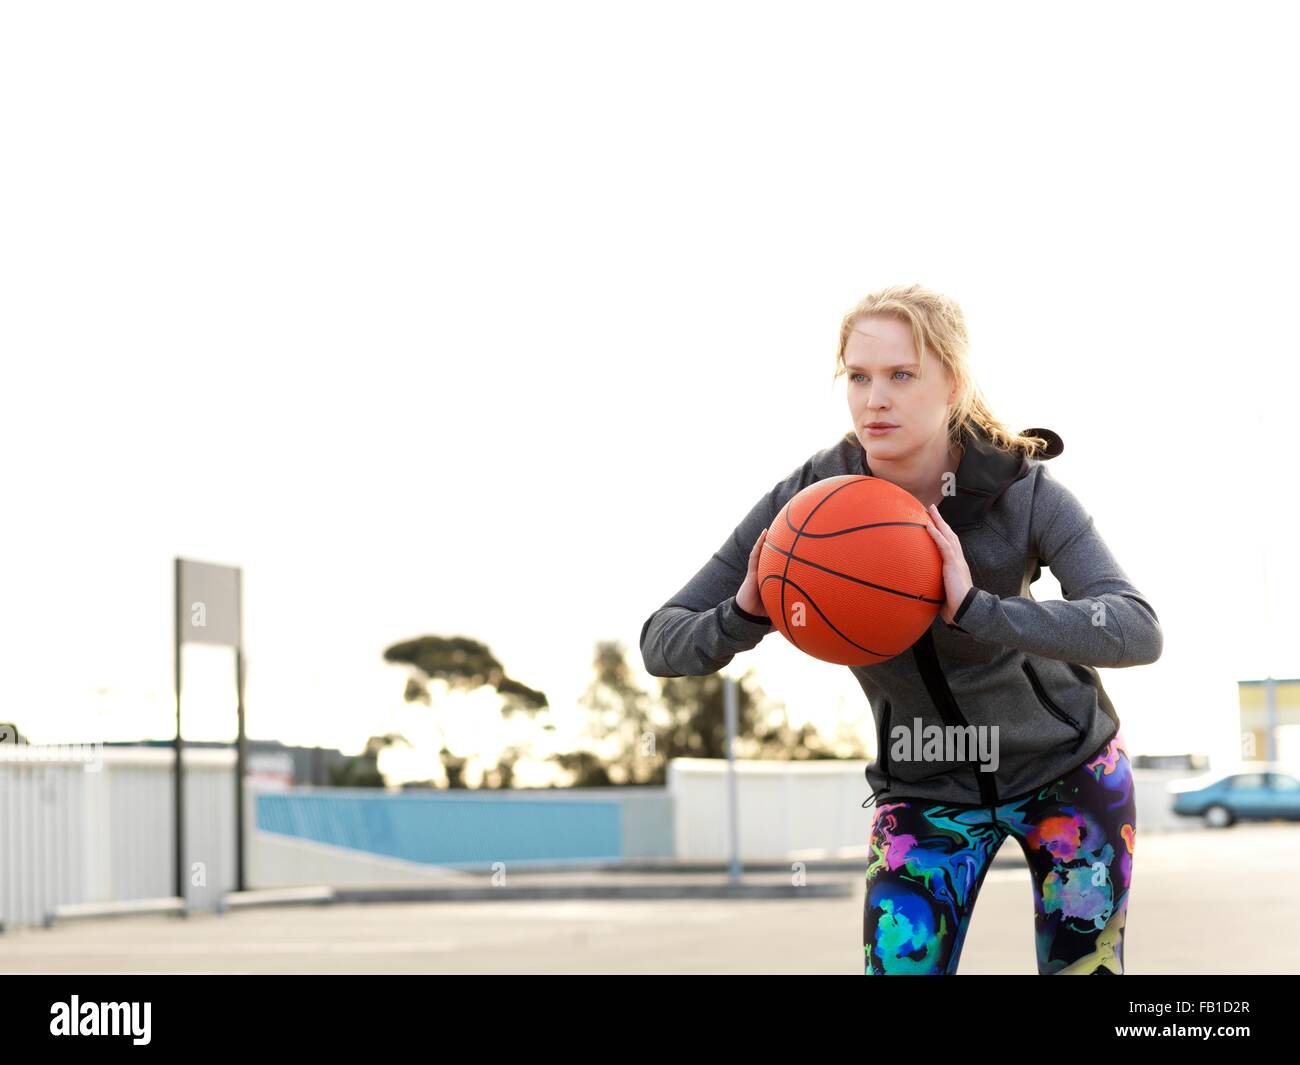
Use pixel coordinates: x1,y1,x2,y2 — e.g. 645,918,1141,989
868,435,964,509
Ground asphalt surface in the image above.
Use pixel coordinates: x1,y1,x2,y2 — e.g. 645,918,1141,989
1,824,1296,974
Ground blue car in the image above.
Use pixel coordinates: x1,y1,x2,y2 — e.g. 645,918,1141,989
1169,763,1300,828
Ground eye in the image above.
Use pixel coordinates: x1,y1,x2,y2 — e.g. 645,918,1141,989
850,371,912,383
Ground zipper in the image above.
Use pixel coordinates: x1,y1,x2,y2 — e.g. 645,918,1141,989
878,700,893,782
910,629,1000,805
862,700,894,809
1022,659,1085,736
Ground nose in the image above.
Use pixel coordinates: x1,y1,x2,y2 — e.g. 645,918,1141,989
866,383,892,411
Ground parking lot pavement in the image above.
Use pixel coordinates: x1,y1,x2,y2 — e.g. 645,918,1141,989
1,825,1296,974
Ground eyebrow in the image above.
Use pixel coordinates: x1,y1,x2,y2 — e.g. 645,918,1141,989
845,362,920,372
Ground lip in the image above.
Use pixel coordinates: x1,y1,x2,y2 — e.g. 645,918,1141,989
865,424,898,435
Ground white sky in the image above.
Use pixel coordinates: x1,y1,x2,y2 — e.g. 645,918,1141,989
4,2,1298,784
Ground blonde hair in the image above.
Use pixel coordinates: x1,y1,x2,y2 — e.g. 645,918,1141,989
832,282,1051,458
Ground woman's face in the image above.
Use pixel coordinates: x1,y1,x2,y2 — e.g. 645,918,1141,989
844,314,956,459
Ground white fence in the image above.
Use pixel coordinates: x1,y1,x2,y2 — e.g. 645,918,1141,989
0,745,238,930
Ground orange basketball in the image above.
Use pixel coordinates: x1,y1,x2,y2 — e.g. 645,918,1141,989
757,475,944,666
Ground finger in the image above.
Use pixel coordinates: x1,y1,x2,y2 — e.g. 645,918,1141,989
932,526,958,559
931,502,955,527
928,505,958,546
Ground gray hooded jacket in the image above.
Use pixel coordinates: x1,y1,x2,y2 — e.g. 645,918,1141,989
638,422,1163,809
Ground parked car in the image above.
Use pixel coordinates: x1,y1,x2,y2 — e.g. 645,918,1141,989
1168,762,1300,828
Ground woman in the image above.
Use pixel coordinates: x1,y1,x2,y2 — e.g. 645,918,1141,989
639,283,1162,975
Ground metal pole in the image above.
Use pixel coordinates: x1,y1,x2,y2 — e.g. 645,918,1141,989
1264,675,1278,764
1258,410,1278,766
173,557,184,903
723,674,741,883
235,652,247,893
234,568,247,892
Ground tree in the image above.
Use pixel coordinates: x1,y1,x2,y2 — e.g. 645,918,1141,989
382,634,548,788
551,749,613,787
328,732,409,788
561,641,846,788
384,635,547,711
570,640,656,785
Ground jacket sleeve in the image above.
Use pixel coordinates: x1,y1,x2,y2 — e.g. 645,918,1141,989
949,466,1163,667
639,459,814,678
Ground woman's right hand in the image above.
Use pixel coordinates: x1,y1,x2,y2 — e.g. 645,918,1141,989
735,527,769,618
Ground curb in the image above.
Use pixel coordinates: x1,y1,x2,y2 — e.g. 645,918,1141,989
330,881,853,902
45,897,187,928
218,886,337,913
217,879,853,909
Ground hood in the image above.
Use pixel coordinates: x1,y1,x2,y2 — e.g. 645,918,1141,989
848,422,1064,532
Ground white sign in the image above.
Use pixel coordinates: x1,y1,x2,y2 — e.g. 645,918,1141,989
178,558,241,647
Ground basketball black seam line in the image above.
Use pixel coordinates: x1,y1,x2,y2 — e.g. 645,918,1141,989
779,477,893,658
759,573,901,659
779,478,865,655
762,539,945,604
775,484,942,599
782,512,934,539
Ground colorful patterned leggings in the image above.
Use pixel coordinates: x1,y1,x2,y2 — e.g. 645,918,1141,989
863,729,1135,975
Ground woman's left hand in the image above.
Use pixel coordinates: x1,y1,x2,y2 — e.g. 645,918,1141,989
925,503,974,625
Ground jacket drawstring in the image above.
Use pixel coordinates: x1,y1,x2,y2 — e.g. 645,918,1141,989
862,775,892,810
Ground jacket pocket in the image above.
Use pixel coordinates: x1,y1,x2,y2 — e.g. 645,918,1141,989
1022,659,1085,736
